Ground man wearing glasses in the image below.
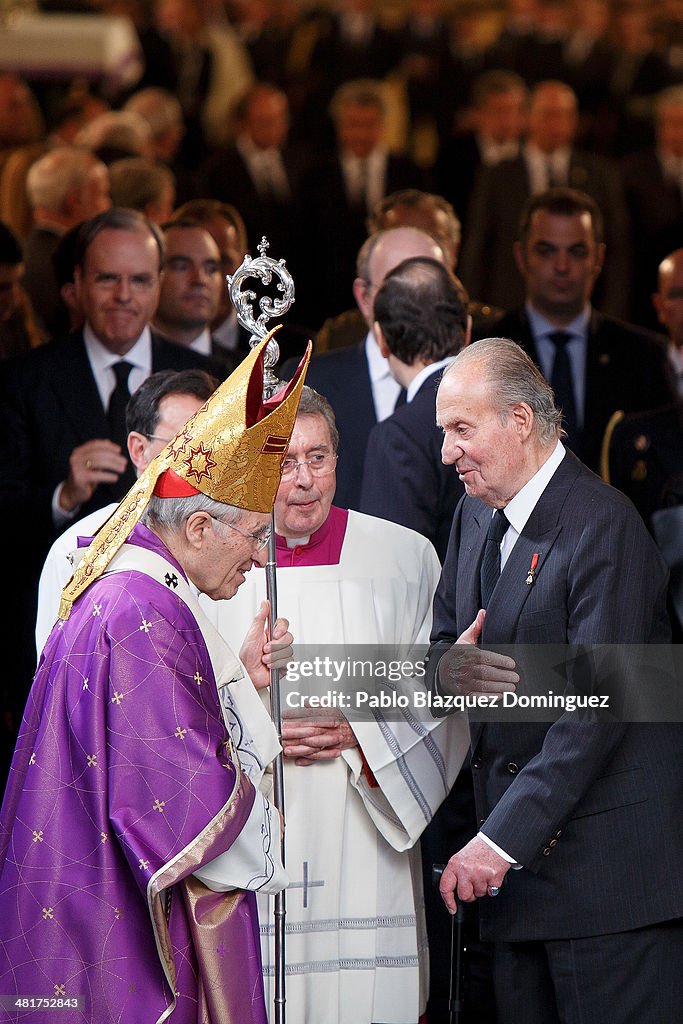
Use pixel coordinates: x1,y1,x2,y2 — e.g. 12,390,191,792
0,208,211,773
215,386,481,1024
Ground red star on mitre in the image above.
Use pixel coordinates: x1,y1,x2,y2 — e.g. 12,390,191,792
183,442,217,483
169,429,192,462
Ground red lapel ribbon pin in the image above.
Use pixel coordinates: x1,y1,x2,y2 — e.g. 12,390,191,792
526,552,539,586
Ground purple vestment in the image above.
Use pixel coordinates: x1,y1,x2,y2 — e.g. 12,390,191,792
0,526,268,1023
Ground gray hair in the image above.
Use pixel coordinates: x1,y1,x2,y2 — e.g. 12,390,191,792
109,158,175,212
124,88,183,138
26,147,106,212
142,493,243,533
296,386,339,453
74,110,152,156
445,338,564,446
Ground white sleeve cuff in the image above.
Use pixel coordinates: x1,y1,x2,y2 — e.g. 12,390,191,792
52,483,80,528
478,830,521,868
193,791,288,894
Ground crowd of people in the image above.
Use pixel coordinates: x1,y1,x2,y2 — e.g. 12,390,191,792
0,0,683,1021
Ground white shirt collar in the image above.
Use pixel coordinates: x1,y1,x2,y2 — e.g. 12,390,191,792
499,441,566,564
237,134,276,161
82,323,152,409
406,357,455,403
212,309,239,351
365,329,392,383
83,322,152,371
478,134,519,166
189,327,212,356
365,330,402,421
526,302,591,342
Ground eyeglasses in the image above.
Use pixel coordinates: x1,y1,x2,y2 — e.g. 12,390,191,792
90,272,159,293
144,433,173,444
209,515,272,550
280,452,337,480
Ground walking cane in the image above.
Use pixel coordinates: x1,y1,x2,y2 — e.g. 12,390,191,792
432,864,466,1024
229,239,296,1024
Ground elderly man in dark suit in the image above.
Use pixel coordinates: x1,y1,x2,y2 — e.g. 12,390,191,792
428,337,683,1024
475,187,675,471
0,207,210,763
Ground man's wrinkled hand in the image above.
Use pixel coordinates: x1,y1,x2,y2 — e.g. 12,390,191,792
282,705,357,765
439,835,511,914
240,601,293,690
438,609,519,697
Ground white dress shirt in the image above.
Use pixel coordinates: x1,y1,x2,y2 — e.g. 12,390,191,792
524,142,571,194
365,330,402,421
341,148,387,214
237,135,290,200
52,326,153,526
189,327,213,357
527,303,590,427
406,357,455,403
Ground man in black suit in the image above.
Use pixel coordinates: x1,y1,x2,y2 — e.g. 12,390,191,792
286,226,445,510
204,83,303,256
359,255,496,1024
475,188,675,471
294,79,426,327
360,256,467,561
0,208,210,756
429,337,683,1024
435,69,527,229
460,80,629,317
623,85,683,331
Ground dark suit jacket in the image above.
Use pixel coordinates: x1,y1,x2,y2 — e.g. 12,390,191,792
460,150,629,317
427,451,683,942
360,368,463,561
294,152,427,327
22,226,69,340
0,330,211,550
623,149,683,329
282,340,375,510
475,307,675,471
0,328,211,727
434,132,486,227
203,144,306,256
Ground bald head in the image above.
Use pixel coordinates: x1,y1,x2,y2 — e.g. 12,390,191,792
354,226,445,325
654,248,683,347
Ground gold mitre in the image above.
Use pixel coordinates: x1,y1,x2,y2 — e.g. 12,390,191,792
58,332,311,619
